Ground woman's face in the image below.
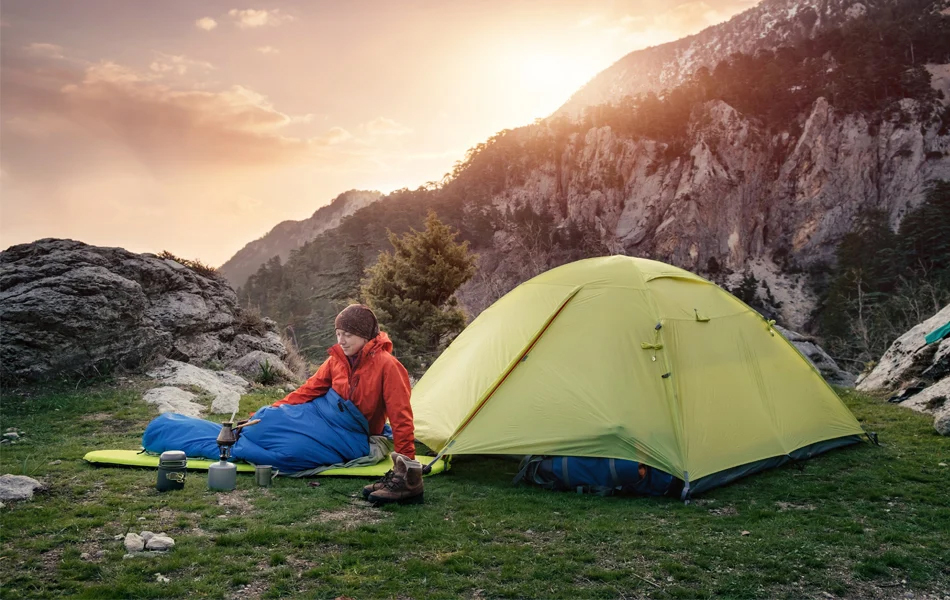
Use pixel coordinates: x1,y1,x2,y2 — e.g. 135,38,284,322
336,329,368,357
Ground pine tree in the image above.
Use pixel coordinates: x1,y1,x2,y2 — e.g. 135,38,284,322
362,211,476,374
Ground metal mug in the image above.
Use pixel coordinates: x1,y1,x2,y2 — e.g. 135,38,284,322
254,465,279,486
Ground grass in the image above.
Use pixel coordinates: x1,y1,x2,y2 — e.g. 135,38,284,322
1,380,948,599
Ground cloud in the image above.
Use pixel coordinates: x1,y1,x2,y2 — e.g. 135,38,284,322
577,15,603,28
195,17,218,31
0,53,323,182
361,117,412,136
315,127,353,145
24,43,65,59
228,9,294,29
256,46,279,55
149,53,214,76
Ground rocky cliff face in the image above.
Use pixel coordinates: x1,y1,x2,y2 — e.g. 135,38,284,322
0,239,291,383
559,0,898,117
218,189,381,289
475,96,950,330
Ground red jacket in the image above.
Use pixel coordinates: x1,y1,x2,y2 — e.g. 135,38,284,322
272,332,415,458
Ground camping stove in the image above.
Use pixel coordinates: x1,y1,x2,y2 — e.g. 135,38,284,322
208,421,238,491
216,421,237,461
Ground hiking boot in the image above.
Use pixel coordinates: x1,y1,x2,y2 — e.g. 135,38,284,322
361,469,395,499
367,453,424,505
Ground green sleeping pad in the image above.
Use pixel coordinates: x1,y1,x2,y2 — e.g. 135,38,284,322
83,449,449,477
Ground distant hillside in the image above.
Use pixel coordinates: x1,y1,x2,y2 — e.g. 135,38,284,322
218,190,381,289
558,0,942,117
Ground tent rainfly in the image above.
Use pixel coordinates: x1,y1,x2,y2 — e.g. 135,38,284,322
412,256,865,497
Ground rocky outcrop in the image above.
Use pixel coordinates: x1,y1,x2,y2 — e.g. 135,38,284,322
218,189,381,289
0,239,290,383
857,305,950,435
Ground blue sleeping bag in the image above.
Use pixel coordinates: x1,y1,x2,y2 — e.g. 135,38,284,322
142,389,372,473
515,455,678,497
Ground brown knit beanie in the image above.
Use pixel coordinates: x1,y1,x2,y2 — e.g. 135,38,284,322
334,304,379,341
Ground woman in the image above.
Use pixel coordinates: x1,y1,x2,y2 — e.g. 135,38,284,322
271,304,423,504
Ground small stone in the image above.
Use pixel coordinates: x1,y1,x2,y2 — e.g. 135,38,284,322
939,462,947,467
94,550,105,558
3,433,19,440
741,530,750,536
113,534,124,541
80,552,91,560
141,531,156,542
155,573,170,583
124,532,145,553
137,517,146,521
122,553,136,560
0,474,45,501
145,534,175,551
48,460,62,466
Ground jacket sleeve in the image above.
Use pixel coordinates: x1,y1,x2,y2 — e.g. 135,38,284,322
382,356,415,459
272,357,332,407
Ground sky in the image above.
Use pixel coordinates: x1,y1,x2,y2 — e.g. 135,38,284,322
0,0,757,266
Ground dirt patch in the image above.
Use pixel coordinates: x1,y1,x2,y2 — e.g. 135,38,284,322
217,490,255,515
709,506,739,516
39,547,62,573
80,412,113,422
77,540,105,562
228,579,268,600
286,555,317,576
309,501,387,530
776,502,816,512
79,412,138,434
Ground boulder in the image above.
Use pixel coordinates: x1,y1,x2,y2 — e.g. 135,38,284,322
857,305,950,392
0,239,289,383
858,305,950,435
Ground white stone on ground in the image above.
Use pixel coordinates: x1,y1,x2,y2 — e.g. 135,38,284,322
145,534,175,551
124,533,145,553
147,359,248,414
0,474,45,501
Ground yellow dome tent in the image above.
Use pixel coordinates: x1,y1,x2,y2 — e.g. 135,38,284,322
412,256,865,496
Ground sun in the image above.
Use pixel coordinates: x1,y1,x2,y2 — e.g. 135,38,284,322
511,52,598,118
